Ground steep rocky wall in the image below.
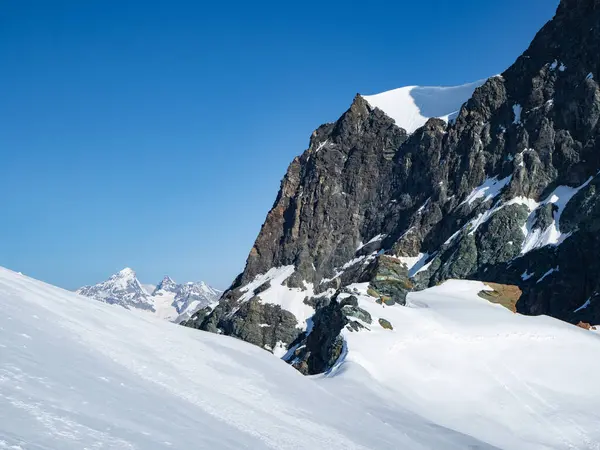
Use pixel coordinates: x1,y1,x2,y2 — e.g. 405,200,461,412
184,0,600,359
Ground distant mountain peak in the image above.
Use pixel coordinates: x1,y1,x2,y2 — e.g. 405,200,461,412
154,275,178,293
117,267,135,277
77,269,221,323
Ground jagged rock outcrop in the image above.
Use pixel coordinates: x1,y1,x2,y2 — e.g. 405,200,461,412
242,96,409,288
185,0,600,368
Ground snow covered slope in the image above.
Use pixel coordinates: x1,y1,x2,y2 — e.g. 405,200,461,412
0,267,494,449
362,79,486,133
77,268,221,323
324,280,600,450
2,267,600,449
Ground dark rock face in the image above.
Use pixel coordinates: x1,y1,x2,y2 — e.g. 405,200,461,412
241,96,409,288
183,290,303,352
362,255,413,305
221,299,301,351
288,293,373,375
290,297,347,375
186,0,600,371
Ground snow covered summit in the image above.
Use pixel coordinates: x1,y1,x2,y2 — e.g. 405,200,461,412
77,268,221,322
362,79,486,134
76,267,153,311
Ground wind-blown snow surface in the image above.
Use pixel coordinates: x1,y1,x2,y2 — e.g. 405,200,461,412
2,268,600,449
333,281,600,450
362,79,487,134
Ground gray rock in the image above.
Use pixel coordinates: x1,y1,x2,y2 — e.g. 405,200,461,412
186,0,600,369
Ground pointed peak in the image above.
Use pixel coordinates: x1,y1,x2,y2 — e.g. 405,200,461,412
116,267,136,278
155,275,178,292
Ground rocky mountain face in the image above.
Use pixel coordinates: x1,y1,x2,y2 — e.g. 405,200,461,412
77,269,221,323
184,0,600,372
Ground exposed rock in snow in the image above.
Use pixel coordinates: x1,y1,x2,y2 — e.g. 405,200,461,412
187,0,600,359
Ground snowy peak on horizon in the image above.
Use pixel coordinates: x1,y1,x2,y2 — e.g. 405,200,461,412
76,268,222,323
153,275,178,294
361,79,487,134
77,267,153,312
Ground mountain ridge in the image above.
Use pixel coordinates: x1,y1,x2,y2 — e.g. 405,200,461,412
77,268,221,323
183,0,600,372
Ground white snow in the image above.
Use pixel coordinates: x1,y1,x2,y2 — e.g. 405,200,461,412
396,253,431,277
238,266,315,329
467,208,498,235
512,104,523,124
417,197,430,213
320,252,379,286
396,253,426,272
443,228,463,245
356,234,386,251
2,269,600,449
447,174,596,255
272,341,288,358
460,175,512,206
141,283,156,295
151,289,179,320
574,298,592,313
77,269,221,323
537,266,559,284
362,79,486,134
549,60,566,72
521,270,534,281
1,267,479,450
341,255,367,270
314,139,329,153
335,280,600,450
519,177,594,255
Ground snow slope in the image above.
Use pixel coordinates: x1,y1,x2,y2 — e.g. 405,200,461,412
333,281,600,450
2,268,600,449
0,267,493,449
362,79,486,134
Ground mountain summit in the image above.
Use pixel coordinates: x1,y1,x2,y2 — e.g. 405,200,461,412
77,269,221,322
153,275,178,293
76,267,153,311
362,79,487,134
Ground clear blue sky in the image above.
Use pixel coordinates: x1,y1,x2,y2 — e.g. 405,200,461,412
0,0,558,290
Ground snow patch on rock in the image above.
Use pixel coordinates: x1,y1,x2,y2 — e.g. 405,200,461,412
239,266,315,329
460,175,512,207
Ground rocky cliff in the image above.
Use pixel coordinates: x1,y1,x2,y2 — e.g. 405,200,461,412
184,0,600,372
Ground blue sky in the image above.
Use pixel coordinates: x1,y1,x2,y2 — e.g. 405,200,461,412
0,0,558,290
